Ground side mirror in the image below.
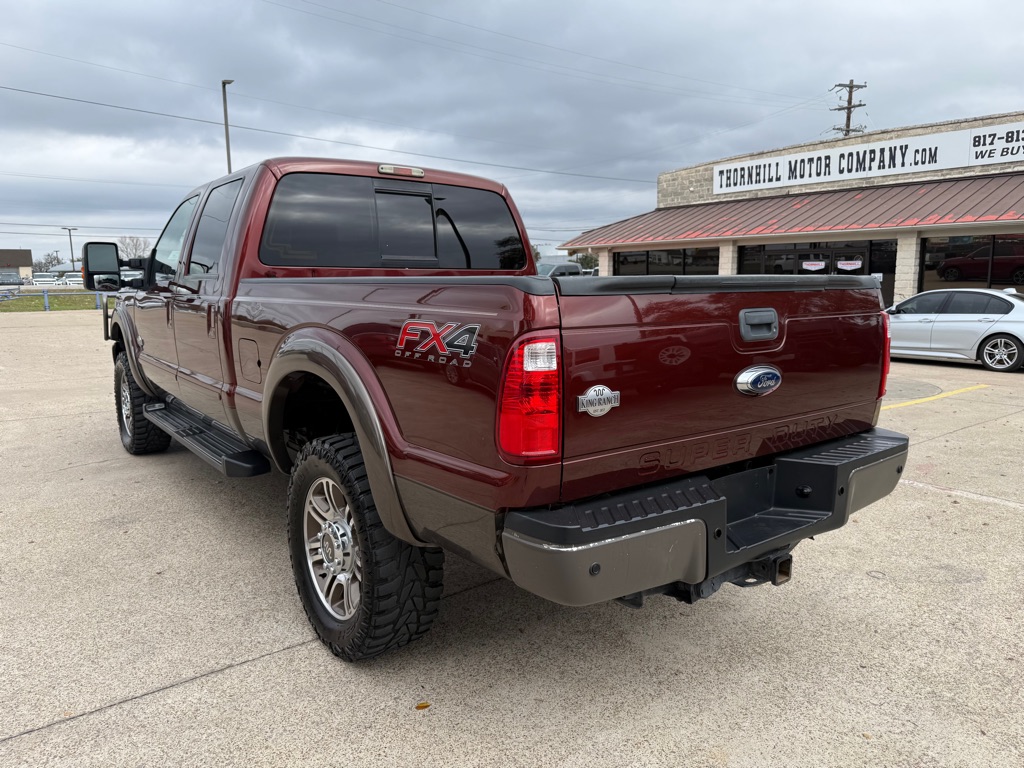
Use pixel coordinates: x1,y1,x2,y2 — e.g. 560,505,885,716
82,242,121,291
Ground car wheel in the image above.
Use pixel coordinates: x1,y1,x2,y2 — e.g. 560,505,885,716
114,352,172,454
1012,267,1024,285
979,334,1024,372
941,267,961,281
287,434,444,661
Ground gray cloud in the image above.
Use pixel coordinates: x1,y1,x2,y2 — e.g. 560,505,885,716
3,0,1022,262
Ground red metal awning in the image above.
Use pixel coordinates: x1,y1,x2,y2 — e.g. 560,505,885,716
559,174,1024,249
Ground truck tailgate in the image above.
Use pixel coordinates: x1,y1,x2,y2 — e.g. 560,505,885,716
555,275,886,500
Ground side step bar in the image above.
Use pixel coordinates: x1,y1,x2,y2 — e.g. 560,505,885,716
143,402,270,477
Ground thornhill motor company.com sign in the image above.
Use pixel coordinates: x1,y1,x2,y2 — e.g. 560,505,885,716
713,120,1024,194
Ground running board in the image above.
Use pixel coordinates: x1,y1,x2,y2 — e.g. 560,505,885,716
143,402,270,477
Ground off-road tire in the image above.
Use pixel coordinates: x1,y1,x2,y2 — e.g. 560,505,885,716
287,434,444,661
114,352,172,454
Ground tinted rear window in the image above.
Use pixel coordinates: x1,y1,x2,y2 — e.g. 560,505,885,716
259,173,525,270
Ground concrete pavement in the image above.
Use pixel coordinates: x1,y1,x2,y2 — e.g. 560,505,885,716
1,310,1022,767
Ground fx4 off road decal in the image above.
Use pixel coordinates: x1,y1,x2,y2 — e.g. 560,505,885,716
396,320,481,367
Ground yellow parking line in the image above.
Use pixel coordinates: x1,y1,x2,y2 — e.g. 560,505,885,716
881,384,989,410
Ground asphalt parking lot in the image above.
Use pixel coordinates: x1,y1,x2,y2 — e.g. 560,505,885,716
1,311,1022,767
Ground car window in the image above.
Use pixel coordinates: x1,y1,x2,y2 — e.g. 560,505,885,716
153,196,199,276
943,292,993,314
984,296,1013,314
259,173,527,270
260,174,378,267
377,191,435,263
188,179,243,276
537,264,555,275
941,293,1013,315
896,292,946,314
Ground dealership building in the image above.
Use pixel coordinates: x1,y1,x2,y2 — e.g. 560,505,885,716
560,111,1024,306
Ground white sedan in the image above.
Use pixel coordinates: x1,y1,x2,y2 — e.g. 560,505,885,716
888,288,1024,372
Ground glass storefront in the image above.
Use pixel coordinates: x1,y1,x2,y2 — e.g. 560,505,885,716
613,248,719,276
739,240,897,306
920,234,1024,292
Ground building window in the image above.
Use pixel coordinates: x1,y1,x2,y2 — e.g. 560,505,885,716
613,248,719,276
921,234,1024,292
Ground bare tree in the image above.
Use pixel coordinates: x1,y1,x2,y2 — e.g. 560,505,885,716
33,251,62,272
117,235,153,261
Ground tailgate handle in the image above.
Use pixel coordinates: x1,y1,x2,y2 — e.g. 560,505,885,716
739,308,778,342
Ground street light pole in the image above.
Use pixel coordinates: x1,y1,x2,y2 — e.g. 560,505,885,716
62,227,78,270
221,79,234,174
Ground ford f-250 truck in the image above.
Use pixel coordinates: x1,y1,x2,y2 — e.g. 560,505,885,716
83,157,909,661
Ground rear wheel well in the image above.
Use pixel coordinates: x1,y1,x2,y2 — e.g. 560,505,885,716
272,372,355,471
976,331,1023,360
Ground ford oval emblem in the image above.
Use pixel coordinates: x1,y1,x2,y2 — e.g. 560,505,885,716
735,366,783,397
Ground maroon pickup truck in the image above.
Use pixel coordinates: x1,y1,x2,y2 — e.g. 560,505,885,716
83,157,908,661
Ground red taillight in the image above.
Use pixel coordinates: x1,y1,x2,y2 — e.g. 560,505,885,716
879,310,891,399
498,336,561,462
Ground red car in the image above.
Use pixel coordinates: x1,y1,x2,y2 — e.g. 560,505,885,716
937,245,1024,284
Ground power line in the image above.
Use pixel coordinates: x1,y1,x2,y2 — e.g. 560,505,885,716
0,221,161,231
0,169,191,188
0,85,656,184
0,230,132,238
263,1,813,108
366,0,813,102
0,41,540,151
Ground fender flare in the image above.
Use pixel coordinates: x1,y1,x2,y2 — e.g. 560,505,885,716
262,328,425,547
109,304,159,399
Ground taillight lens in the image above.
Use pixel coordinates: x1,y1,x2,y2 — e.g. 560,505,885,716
879,310,891,399
498,336,561,462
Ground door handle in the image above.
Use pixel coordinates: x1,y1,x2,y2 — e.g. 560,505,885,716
977,318,995,322
917,318,933,323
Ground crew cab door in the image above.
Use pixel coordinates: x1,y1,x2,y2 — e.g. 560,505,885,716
171,178,245,426
133,195,199,396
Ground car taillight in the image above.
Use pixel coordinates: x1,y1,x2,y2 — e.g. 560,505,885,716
879,310,891,399
498,335,561,462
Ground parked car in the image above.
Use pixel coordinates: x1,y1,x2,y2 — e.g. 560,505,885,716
936,246,1024,284
0,271,21,286
887,288,1024,372
537,262,583,276
61,274,84,286
31,272,59,286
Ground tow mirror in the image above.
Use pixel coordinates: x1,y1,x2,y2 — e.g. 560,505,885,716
82,242,121,291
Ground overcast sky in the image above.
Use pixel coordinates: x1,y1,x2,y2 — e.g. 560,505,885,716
3,0,1023,266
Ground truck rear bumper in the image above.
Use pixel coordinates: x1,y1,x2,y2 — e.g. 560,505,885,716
501,427,909,606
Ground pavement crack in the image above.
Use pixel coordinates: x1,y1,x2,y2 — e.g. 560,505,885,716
0,639,316,746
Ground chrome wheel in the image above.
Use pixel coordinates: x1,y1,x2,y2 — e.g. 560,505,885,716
304,477,362,621
982,338,1020,370
119,374,133,435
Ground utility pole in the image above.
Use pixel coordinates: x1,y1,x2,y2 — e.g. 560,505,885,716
62,227,78,270
221,79,234,173
830,80,867,137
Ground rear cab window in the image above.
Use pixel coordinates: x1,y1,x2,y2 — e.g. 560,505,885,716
259,172,526,271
